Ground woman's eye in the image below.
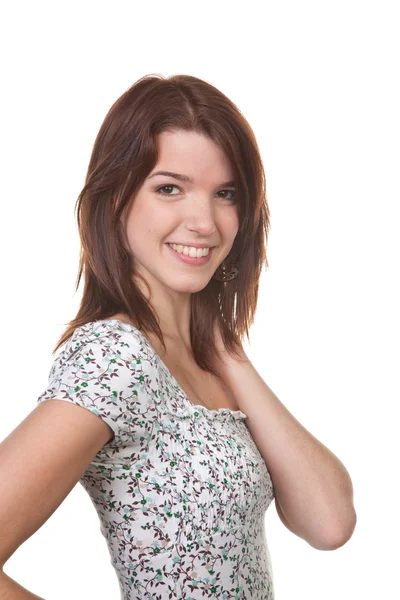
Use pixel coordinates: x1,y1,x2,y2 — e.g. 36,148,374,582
155,185,236,202
156,184,180,196
217,189,236,202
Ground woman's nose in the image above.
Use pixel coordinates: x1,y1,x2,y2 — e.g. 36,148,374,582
184,197,217,235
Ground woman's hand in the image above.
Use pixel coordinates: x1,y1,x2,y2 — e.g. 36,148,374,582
212,319,249,374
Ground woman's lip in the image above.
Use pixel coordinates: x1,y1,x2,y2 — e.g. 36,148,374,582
166,243,215,265
167,242,216,249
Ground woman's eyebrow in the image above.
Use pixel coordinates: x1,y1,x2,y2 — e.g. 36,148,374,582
147,170,235,187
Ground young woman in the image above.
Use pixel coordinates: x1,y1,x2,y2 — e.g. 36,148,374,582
0,74,356,599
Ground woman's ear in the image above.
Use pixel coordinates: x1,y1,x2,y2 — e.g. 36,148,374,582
117,197,133,252
117,211,130,256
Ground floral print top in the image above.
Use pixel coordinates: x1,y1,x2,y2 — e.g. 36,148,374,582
37,319,275,599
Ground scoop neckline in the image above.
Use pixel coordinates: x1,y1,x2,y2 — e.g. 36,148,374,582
96,318,247,419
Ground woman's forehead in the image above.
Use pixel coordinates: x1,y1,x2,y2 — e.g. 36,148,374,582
152,131,236,184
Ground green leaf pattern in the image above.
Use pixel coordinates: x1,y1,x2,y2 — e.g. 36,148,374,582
37,320,275,598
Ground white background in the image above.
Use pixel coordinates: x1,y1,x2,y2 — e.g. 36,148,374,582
0,1,398,598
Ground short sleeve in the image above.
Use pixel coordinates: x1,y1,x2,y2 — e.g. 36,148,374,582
36,322,147,446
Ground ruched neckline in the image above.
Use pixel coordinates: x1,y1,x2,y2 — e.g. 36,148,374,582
163,395,247,421
101,319,248,420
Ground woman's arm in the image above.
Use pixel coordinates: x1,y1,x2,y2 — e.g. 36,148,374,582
0,570,45,600
0,400,114,599
214,329,357,550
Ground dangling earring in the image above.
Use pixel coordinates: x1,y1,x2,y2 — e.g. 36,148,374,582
212,260,239,282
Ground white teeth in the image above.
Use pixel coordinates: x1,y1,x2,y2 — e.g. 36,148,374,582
168,243,210,258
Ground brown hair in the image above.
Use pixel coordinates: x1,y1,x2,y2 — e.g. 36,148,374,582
53,73,270,379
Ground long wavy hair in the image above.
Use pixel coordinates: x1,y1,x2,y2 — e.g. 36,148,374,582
53,73,270,379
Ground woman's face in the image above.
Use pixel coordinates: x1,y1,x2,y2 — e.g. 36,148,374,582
123,129,239,296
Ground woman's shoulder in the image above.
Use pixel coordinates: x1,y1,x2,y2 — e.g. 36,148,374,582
37,316,165,447
53,315,157,373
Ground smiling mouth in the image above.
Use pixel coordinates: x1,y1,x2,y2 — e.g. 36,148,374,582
166,243,215,249
167,243,212,257
166,243,215,264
